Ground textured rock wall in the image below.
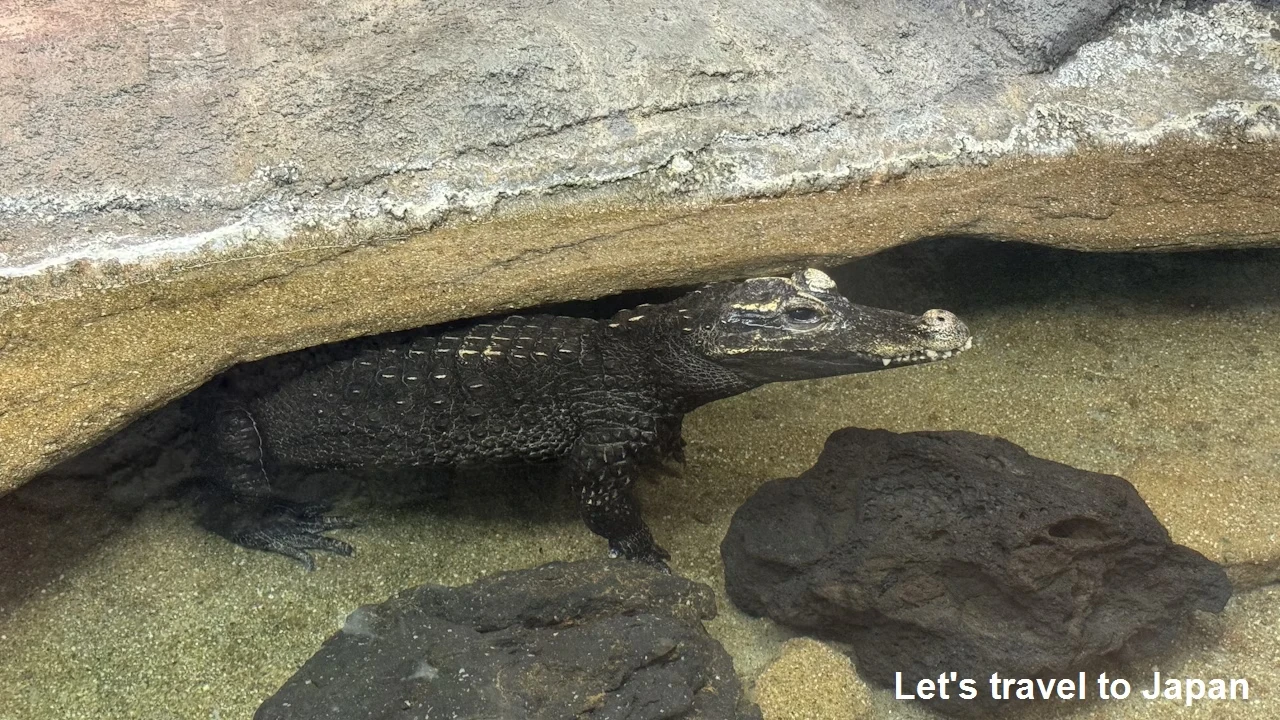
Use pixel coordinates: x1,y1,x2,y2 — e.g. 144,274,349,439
1,0,1278,489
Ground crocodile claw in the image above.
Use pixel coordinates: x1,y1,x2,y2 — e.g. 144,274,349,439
608,533,673,574
652,456,686,480
203,497,357,571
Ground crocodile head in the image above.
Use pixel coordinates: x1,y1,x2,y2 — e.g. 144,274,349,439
680,268,971,384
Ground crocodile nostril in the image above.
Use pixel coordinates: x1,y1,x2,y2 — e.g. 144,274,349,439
922,309,959,328
919,309,970,349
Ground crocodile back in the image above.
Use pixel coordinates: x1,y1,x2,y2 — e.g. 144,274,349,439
224,314,656,469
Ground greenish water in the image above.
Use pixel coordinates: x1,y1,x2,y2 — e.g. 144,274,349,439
0,239,1277,720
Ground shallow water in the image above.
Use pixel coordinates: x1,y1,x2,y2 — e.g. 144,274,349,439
0,239,1277,720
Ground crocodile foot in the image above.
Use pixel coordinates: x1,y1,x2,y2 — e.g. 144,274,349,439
608,532,672,574
202,496,356,571
651,456,686,480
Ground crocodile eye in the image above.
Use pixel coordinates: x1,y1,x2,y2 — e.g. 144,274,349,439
785,307,821,324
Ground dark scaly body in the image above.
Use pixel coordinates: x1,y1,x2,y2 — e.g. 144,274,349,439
234,316,635,467
195,269,971,570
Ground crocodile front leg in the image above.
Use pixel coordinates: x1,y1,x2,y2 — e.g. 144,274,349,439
198,403,355,571
569,420,671,571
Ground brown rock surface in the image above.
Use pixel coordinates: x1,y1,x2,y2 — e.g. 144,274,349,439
3,144,1278,492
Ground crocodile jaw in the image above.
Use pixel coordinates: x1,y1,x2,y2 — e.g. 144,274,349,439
878,335,974,367
745,327,972,381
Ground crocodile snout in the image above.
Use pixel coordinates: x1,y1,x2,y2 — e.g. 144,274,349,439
919,309,971,352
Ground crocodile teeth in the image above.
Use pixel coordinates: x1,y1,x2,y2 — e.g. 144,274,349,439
882,358,892,366
964,337,973,350
925,349,939,360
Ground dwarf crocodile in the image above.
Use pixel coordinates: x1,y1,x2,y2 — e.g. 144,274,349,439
193,269,971,570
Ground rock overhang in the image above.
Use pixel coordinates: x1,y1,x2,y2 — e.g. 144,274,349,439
0,0,1278,490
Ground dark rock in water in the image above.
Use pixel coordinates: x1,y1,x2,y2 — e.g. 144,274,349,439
256,559,761,720
721,428,1232,717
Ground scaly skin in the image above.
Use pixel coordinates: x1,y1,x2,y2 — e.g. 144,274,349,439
194,269,971,570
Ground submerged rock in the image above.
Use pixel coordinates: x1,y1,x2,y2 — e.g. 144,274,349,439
721,428,1232,716
256,559,760,720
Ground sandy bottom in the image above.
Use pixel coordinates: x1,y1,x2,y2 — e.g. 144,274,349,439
0,240,1277,720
